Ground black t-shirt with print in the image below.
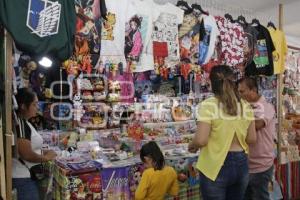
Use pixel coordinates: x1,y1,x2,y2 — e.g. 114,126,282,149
244,25,259,66
245,25,275,76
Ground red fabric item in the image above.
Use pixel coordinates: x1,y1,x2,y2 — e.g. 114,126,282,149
180,64,191,80
153,41,168,58
202,60,221,73
159,67,169,80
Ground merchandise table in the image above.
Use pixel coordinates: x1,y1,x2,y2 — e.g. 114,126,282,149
51,154,201,200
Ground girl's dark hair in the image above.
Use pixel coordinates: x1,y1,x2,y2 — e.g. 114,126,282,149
140,141,165,170
15,88,36,111
210,65,241,116
130,15,142,28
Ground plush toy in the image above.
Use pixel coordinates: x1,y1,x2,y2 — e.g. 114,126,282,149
63,59,80,76
73,94,82,107
18,54,37,88
81,55,92,74
67,132,79,148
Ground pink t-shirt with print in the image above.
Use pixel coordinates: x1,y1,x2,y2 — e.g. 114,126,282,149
249,96,276,174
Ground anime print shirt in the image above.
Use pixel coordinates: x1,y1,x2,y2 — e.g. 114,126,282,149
244,25,259,67
100,0,130,71
152,2,184,68
198,15,220,65
179,13,205,65
126,0,160,72
215,16,248,68
245,25,275,76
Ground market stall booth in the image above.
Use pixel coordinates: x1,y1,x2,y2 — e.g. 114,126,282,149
1,0,300,199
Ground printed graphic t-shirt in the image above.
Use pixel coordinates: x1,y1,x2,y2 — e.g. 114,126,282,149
126,0,160,72
268,28,288,74
245,25,275,76
244,25,259,66
152,2,184,68
215,16,247,67
199,15,219,65
100,0,129,69
179,13,205,65
0,0,76,61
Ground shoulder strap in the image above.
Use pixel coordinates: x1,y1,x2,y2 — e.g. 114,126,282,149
18,158,30,170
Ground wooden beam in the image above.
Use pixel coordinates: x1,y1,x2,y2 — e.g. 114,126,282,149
4,29,13,200
277,3,283,165
0,106,6,200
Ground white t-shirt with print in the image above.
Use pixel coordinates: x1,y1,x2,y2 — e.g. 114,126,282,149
13,121,43,178
152,2,184,68
100,0,129,69
126,0,160,72
199,15,220,65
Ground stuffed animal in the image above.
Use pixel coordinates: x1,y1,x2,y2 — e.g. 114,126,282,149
67,132,79,148
63,59,80,76
81,55,92,74
18,54,37,88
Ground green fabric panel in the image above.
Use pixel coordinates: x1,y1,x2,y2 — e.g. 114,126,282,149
0,0,76,61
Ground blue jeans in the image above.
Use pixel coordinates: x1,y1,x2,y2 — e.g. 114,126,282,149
200,151,249,200
244,165,274,200
12,178,40,200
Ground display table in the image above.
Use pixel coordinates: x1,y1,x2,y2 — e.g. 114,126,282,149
52,154,201,200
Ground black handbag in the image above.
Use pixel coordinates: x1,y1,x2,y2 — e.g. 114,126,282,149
19,158,45,181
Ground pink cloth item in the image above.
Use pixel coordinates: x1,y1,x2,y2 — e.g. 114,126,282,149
248,96,276,174
129,31,143,57
215,16,247,67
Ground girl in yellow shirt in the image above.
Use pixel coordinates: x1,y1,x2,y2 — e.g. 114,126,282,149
135,141,179,200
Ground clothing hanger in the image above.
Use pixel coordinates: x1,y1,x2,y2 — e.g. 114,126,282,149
224,13,234,22
191,4,209,15
250,18,260,26
235,15,248,25
176,0,193,14
267,21,277,30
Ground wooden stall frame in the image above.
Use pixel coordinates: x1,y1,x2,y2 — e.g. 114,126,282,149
0,108,6,200
4,29,13,200
276,3,283,165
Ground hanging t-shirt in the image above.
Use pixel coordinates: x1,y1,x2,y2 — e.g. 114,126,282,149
100,0,129,70
268,28,288,74
179,13,205,65
215,16,247,67
245,25,275,76
198,15,219,65
152,2,184,68
13,119,43,178
0,0,76,61
74,0,104,56
126,0,160,72
244,25,259,66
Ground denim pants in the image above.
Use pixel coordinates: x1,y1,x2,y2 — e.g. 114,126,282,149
200,151,249,200
12,178,40,200
244,165,274,200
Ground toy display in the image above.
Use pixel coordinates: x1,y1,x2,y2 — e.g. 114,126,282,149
280,50,300,164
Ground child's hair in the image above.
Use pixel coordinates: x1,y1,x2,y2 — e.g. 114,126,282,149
140,141,165,170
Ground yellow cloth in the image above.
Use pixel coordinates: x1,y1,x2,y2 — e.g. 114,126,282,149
135,166,178,200
268,28,288,74
196,97,254,181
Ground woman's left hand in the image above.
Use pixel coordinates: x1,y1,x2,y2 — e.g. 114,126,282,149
188,142,198,153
